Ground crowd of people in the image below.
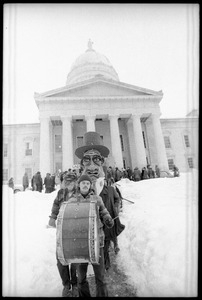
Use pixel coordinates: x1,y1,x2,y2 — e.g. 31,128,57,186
7,164,180,194
106,164,162,185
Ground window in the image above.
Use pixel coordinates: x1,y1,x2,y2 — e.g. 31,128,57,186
187,157,194,168
184,135,190,147
123,159,126,169
3,169,8,181
142,132,146,148
77,136,83,148
168,158,174,170
25,142,32,156
3,143,8,157
55,135,62,152
120,135,124,151
164,136,171,148
25,168,32,180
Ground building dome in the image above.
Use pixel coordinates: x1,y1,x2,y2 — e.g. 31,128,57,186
66,40,119,85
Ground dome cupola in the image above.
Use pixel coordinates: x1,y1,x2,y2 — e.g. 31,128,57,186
66,40,119,85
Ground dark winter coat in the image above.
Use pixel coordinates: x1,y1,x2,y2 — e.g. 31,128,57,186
50,175,56,191
44,175,52,188
34,172,43,192
127,168,132,179
114,168,122,182
100,186,125,240
132,168,141,181
155,166,160,177
50,188,70,219
141,168,149,180
173,166,180,177
148,168,155,178
8,178,14,189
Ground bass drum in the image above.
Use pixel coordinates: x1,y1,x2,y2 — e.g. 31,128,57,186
56,201,100,265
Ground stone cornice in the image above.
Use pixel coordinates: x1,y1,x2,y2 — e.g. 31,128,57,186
35,95,163,103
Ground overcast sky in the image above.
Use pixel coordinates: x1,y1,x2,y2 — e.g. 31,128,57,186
3,3,199,125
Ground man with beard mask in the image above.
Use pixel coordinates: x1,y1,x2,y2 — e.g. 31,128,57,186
75,132,125,272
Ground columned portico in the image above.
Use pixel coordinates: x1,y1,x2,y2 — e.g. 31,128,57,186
85,115,96,132
61,116,74,170
150,113,169,171
131,114,147,169
109,115,123,169
39,116,51,177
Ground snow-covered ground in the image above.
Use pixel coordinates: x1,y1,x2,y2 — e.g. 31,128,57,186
3,170,198,297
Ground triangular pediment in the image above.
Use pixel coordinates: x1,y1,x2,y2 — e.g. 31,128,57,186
38,77,162,98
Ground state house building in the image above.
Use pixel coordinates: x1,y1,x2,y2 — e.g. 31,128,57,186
3,41,198,183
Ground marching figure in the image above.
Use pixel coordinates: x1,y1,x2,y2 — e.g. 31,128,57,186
75,131,125,272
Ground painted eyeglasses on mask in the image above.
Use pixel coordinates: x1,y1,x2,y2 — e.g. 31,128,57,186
82,154,103,166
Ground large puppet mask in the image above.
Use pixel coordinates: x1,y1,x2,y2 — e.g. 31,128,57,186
75,132,109,195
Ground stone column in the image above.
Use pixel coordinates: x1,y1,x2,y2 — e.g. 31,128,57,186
39,116,51,177
61,116,74,170
85,115,96,132
109,115,123,169
151,113,169,171
131,114,147,169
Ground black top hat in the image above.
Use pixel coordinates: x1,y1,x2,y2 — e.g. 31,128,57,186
75,131,110,159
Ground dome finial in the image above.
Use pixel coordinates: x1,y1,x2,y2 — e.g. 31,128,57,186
87,39,93,50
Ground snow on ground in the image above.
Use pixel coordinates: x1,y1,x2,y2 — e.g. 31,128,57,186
2,170,198,297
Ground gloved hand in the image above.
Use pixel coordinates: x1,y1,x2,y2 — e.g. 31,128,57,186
48,217,56,228
105,218,114,228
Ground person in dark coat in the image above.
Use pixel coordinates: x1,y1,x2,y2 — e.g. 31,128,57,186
34,171,43,192
50,174,56,192
106,166,113,186
148,166,155,178
44,173,52,193
111,178,123,209
100,180,125,270
114,167,122,182
22,172,29,191
141,167,149,180
155,165,160,178
31,174,35,191
126,167,132,180
132,167,141,181
173,165,180,177
8,177,14,189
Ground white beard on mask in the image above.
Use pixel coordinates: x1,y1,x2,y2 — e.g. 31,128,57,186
92,177,105,195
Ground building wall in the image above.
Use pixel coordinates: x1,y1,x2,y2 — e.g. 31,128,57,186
3,116,198,184
160,117,198,171
3,123,40,184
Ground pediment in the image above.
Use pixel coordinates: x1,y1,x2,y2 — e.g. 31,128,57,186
42,78,161,98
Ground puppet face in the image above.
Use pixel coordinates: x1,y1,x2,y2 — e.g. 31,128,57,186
81,149,105,181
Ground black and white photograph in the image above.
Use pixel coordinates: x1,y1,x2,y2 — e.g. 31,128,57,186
3,3,199,297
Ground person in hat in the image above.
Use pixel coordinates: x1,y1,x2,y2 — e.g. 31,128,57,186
48,171,78,297
75,131,125,272
68,173,114,297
